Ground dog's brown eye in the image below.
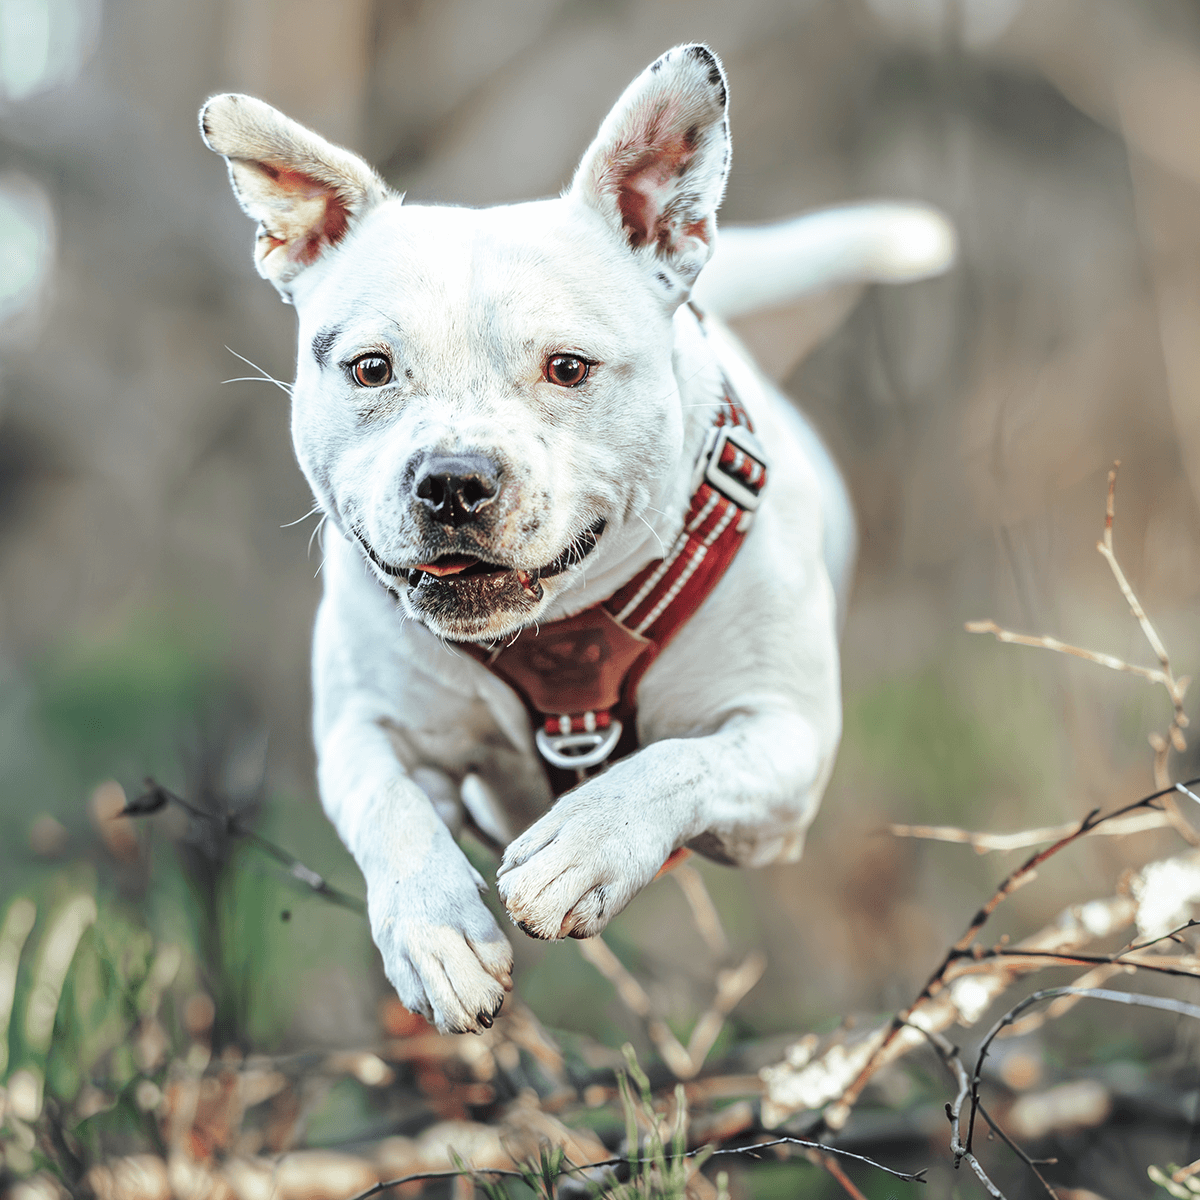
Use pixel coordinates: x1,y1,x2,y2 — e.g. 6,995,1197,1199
545,355,590,388
352,355,392,387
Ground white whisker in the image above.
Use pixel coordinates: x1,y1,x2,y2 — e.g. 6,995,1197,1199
637,511,667,556
282,504,323,529
224,346,293,395
308,514,327,559
222,375,293,393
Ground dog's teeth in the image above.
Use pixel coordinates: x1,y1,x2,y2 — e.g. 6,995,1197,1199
515,569,543,600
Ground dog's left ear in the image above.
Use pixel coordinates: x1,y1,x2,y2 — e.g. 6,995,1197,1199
569,44,730,301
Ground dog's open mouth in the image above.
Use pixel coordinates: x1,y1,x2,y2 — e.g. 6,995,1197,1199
357,518,606,634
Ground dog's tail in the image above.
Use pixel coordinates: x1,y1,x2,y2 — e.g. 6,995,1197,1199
692,202,956,319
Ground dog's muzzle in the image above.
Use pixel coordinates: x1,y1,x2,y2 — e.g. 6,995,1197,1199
354,512,608,641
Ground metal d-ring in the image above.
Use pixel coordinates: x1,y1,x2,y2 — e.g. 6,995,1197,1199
535,719,623,771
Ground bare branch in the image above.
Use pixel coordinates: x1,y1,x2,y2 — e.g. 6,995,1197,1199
965,618,1175,691
910,1025,1008,1197
975,1099,1058,1199
966,986,1200,1157
888,809,1171,853
910,1022,1056,1197
1097,463,1179,698
576,938,765,1081
687,953,767,1069
819,780,1191,1127
968,465,1199,842
974,946,1200,982
1001,962,1124,1037
345,1134,929,1200
127,778,368,914
576,936,694,1078
346,1166,527,1200
672,863,731,958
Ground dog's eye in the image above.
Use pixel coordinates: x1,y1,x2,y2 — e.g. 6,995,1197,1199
545,355,590,388
351,355,392,387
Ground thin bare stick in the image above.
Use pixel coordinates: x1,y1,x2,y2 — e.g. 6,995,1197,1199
972,946,1200,982
126,779,367,915
1125,917,1200,953
888,809,1170,853
911,1023,1045,1198
1001,962,1124,1038
975,1099,1058,1199
969,465,1198,841
345,1137,928,1200
672,863,731,958
966,987,1200,1156
829,780,1189,1123
1098,464,1195,807
922,1027,1006,1197
575,937,694,1078
1099,464,1179,694
347,1166,527,1199
686,952,767,1068
700,1139,925,1184
965,619,1175,690
577,932,764,1081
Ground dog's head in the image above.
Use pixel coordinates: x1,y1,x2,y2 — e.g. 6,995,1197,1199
201,45,730,642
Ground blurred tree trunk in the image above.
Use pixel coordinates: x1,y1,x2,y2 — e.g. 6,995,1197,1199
222,0,374,143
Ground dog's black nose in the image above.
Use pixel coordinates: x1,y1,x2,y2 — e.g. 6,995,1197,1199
412,452,502,526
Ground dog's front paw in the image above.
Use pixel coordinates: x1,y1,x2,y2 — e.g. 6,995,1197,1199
367,845,513,1034
496,794,673,940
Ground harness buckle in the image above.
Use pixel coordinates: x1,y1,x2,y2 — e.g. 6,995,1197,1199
535,718,623,771
703,424,768,511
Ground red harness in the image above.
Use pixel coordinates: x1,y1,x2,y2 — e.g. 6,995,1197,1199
457,380,767,798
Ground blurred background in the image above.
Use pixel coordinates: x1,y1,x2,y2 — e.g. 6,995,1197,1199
3,0,1200,1196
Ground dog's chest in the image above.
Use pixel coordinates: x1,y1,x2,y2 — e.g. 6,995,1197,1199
379,684,553,833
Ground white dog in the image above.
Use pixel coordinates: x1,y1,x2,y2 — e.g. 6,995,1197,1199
200,45,953,1033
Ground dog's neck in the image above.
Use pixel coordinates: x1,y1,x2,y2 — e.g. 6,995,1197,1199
541,303,726,622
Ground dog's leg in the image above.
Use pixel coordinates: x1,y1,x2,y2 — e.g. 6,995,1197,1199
313,590,513,1034
317,717,512,1031
496,707,826,940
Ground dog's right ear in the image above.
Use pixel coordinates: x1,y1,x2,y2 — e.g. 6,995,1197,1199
200,94,390,301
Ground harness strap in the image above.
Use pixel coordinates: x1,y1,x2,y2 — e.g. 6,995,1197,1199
458,377,767,796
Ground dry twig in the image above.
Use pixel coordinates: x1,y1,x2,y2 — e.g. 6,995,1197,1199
763,779,1200,1133
671,863,731,958
344,1135,928,1200
576,861,765,1082
967,465,1198,843
916,1026,1007,1198
888,808,1171,853
575,936,695,1079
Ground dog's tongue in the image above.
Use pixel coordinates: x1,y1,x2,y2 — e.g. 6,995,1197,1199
415,555,481,577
